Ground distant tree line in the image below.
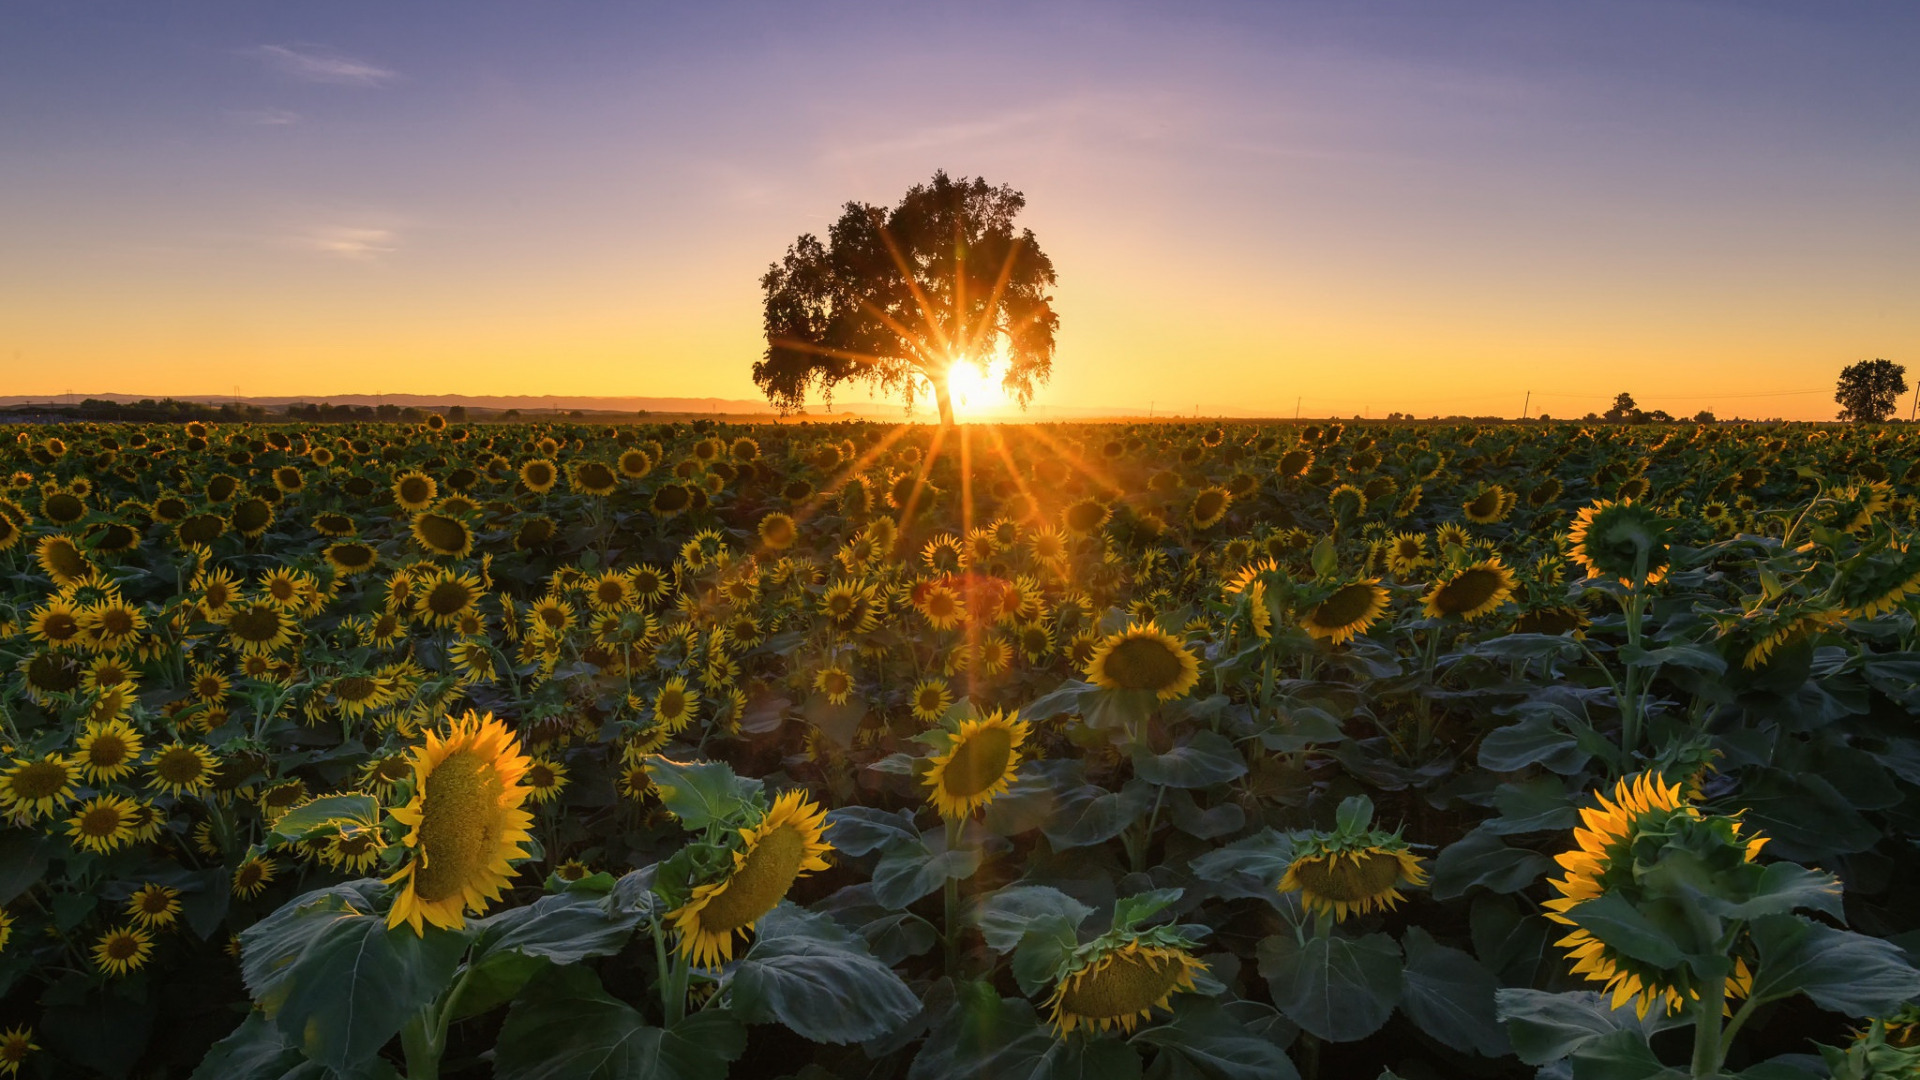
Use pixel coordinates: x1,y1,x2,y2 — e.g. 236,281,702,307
0,398,271,423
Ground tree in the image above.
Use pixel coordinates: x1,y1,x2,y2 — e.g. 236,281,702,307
755,171,1059,427
1693,409,1716,424
1834,358,1907,423
1605,392,1637,422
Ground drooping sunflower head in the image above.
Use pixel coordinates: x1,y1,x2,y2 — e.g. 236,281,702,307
1299,580,1390,645
385,711,535,935
668,789,832,968
922,709,1030,819
1083,623,1201,701
1566,499,1671,585
1422,557,1517,620
1279,796,1427,922
1045,903,1211,1038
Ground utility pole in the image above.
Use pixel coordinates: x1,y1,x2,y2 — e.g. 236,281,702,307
1522,390,1530,420
1909,382,1918,422
1294,396,1300,420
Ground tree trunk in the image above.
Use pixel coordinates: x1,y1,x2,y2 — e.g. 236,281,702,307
933,380,957,428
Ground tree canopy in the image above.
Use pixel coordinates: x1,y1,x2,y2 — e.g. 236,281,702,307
755,171,1059,426
1835,358,1907,423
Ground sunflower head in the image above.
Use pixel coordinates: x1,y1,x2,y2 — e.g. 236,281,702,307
1279,796,1426,922
665,788,832,968
1567,499,1671,585
1299,579,1389,645
921,708,1030,819
1045,891,1210,1037
1543,772,1792,1019
385,711,535,935
1422,556,1517,620
1083,623,1201,701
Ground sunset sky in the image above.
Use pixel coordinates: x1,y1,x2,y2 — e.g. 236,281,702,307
3,1,1916,420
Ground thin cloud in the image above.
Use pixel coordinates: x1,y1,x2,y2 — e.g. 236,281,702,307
296,226,398,260
251,44,396,87
226,107,300,126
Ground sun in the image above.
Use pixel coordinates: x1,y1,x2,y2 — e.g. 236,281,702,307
945,354,1013,417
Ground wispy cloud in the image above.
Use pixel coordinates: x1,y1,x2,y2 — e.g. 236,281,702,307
296,225,398,260
226,107,300,126
250,44,396,87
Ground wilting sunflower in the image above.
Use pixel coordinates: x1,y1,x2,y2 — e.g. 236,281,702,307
1048,934,1209,1037
1544,773,1773,1019
125,883,181,928
386,711,535,935
668,789,832,968
393,470,438,511
1423,557,1517,620
909,677,953,723
91,925,153,976
410,512,474,558
147,742,219,797
1083,623,1201,701
66,794,140,854
1300,580,1390,645
1280,800,1427,921
923,709,1030,819
0,754,80,820
1566,499,1671,585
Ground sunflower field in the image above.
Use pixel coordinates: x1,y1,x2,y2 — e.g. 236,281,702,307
1,416,1919,1080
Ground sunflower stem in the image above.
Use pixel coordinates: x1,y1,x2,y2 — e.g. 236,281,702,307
944,815,964,974
399,1008,440,1080
1690,972,1727,1078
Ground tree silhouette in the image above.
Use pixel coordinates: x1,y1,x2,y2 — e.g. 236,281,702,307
1834,358,1907,423
755,172,1058,427
1605,392,1637,421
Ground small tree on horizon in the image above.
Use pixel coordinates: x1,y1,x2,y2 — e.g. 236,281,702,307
754,171,1059,427
1834,358,1907,423
1604,392,1637,422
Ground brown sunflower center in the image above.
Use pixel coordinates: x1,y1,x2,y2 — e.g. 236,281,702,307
426,581,475,616
79,803,127,836
1101,636,1185,691
1433,569,1503,615
415,514,469,553
414,750,504,904
228,606,284,643
104,934,142,961
86,734,131,767
1310,584,1379,630
154,747,208,785
941,727,1014,798
9,760,71,800
1058,951,1185,1020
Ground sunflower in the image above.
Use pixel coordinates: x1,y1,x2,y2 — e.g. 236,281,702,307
393,470,438,512
125,883,181,928
386,711,535,935
26,599,84,650
320,540,378,577
35,534,92,588
1422,557,1517,620
0,754,80,820
1048,939,1208,1036
1300,580,1390,645
819,581,878,636
523,758,570,804
1566,499,1670,585
0,1028,30,1078
1463,484,1516,524
757,511,797,551
91,925,153,976
571,461,619,496
147,742,219,797
1280,824,1427,921
653,677,699,732
75,720,144,783
324,827,389,873
583,570,636,613
1544,773,1771,1019
66,794,140,854
618,448,655,478
909,677,953,723
224,602,294,655
411,512,474,558
231,497,274,538
1385,532,1431,577
312,511,357,537
417,569,485,627
923,709,1030,819
1083,623,1201,701
232,855,277,898
913,581,966,630
1190,487,1233,529
1063,498,1111,536
813,664,854,706
668,789,832,968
